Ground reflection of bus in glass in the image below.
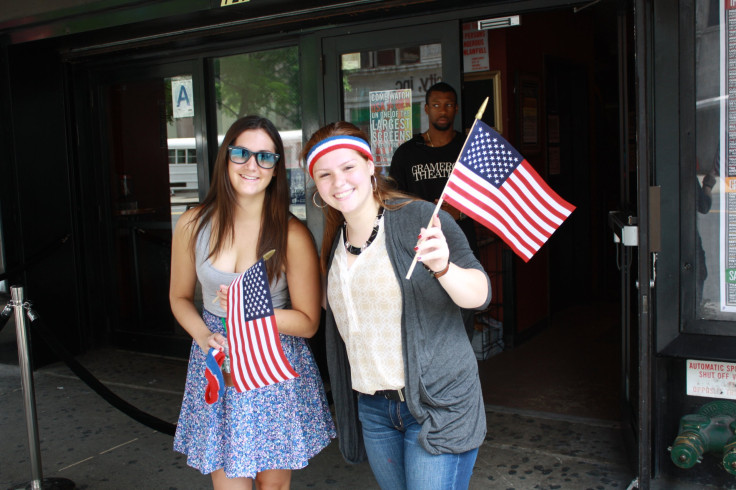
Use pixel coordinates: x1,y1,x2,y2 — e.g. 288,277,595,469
168,130,306,220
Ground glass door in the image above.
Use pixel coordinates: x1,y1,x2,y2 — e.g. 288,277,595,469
211,46,304,219
322,22,461,176
96,46,303,355
101,61,205,352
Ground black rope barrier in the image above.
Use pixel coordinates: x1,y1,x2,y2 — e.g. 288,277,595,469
28,310,177,436
0,234,178,436
0,234,71,283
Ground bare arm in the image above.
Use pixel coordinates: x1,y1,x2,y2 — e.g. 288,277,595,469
416,215,489,308
272,219,322,338
169,210,226,354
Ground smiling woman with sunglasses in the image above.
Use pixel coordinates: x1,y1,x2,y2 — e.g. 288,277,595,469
170,115,335,489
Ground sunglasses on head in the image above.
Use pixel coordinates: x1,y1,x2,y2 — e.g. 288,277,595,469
227,145,280,169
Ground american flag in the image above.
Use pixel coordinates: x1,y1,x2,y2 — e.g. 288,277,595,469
226,258,298,391
443,120,575,262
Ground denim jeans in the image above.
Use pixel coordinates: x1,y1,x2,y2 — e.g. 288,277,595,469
357,393,478,490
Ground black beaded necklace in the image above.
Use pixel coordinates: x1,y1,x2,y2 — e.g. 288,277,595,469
344,207,385,255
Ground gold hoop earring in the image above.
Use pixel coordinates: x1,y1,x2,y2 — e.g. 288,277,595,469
312,191,327,209
371,175,378,192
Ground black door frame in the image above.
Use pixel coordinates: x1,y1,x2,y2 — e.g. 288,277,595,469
82,59,208,356
609,0,652,485
632,0,654,486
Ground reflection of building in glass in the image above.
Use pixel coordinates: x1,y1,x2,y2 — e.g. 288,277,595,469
341,43,443,137
694,3,731,318
167,138,200,206
694,0,720,170
288,170,306,205
280,130,303,169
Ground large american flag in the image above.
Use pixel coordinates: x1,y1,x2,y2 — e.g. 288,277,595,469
443,120,575,262
226,258,298,391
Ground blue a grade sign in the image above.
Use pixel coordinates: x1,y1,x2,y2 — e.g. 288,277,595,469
171,78,194,118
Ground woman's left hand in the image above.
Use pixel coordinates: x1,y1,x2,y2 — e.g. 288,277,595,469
416,214,450,274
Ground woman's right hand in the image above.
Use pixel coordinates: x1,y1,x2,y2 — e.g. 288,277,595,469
198,330,227,355
198,285,230,354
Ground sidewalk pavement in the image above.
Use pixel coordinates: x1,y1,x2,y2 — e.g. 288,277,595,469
1,347,641,489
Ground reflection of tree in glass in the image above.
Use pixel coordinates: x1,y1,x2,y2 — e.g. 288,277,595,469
342,72,354,94
215,48,300,130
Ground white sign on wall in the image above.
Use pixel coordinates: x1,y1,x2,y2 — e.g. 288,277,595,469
686,359,736,399
462,22,490,73
171,77,194,118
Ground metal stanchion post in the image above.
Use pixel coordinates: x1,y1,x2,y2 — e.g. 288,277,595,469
12,286,43,490
7,285,75,490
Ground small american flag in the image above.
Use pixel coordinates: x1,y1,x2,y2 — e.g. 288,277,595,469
226,258,298,391
443,121,574,262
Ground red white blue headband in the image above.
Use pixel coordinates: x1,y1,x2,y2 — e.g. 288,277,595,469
306,135,373,178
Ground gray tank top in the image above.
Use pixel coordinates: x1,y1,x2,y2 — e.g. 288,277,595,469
194,222,290,317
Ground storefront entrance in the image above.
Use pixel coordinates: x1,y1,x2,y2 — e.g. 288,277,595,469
73,0,638,479
81,2,629,418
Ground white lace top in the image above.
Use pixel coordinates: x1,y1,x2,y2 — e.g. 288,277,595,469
327,221,405,394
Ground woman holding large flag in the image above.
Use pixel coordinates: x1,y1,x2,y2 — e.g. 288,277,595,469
304,121,491,489
170,115,335,489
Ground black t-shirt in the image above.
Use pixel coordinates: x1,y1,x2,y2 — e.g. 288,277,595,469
389,131,478,255
389,132,465,202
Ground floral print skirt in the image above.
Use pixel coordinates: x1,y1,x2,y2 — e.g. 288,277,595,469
174,309,335,478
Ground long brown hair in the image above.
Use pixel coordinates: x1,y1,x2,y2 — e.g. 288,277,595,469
302,121,415,273
190,115,289,282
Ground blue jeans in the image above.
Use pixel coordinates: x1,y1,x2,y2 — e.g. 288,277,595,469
357,393,478,490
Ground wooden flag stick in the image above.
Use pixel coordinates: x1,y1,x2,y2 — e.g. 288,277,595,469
405,97,489,280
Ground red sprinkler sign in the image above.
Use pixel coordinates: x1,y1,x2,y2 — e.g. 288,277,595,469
687,360,736,399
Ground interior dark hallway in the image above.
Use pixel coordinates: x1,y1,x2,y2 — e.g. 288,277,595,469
478,300,621,421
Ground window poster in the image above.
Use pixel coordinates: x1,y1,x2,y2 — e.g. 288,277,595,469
369,89,413,166
721,2,736,311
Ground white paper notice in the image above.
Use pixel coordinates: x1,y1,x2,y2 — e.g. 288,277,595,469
686,359,736,399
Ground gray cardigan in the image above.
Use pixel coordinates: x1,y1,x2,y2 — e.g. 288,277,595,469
324,199,491,463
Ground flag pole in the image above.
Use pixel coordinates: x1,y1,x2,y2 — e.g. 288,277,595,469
405,97,490,279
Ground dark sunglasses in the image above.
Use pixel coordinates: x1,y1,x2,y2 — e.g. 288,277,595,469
227,145,280,169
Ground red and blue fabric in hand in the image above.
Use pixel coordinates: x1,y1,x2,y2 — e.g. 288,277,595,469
204,347,226,404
